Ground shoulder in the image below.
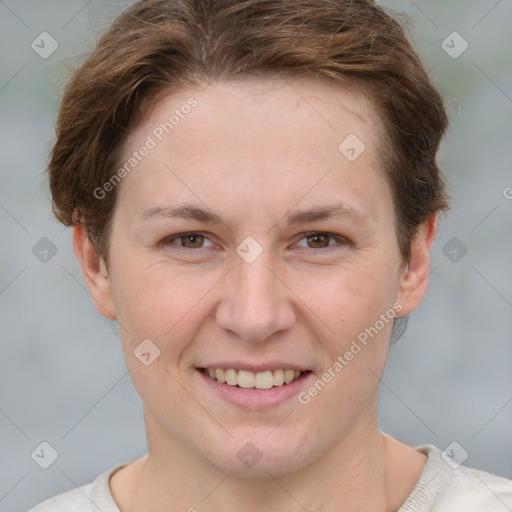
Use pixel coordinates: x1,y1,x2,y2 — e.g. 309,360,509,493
439,463,512,510
400,444,512,512
27,484,95,512
26,462,128,512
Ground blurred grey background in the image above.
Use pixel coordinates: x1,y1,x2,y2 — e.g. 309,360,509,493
0,1,511,510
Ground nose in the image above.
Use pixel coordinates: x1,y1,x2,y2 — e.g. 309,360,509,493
215,250,296,342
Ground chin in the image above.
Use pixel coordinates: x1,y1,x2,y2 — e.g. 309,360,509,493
200,428,317,480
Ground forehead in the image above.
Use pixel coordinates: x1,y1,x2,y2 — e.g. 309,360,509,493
115,77,391,226
125,76,380,153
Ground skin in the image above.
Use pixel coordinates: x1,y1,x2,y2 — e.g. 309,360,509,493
74,77,437,512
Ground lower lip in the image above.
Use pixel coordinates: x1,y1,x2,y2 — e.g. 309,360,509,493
196,369,313,409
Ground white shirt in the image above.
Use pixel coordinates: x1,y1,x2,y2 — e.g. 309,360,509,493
27,444,512,511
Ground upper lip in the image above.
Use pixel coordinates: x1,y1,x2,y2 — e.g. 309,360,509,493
197,361,312,373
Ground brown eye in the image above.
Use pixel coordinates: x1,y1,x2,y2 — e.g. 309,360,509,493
162,232,215,251
179,233,205,248
306,233,331,248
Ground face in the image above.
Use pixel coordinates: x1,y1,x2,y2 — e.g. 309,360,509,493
78,77,433,478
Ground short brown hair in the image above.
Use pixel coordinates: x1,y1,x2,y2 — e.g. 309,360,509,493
48,0,450,269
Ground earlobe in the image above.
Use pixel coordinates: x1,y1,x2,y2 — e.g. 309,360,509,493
396,214,438,317
72,226,117,321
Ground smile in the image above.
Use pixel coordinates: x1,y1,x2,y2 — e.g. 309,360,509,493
200,368,309,389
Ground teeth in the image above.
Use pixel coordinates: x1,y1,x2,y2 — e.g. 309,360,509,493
284,369,295,384
202,368,305,389
273,369,284,386
237,370,255,388
255,371,274,389
216,368,226,383
225,368,237,386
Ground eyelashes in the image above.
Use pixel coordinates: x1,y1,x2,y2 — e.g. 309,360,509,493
161,231,348,252
295,232,344,250
164,233,213,250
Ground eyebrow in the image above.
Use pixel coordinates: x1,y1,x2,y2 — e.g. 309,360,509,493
286,203,368,225
138,202,369,230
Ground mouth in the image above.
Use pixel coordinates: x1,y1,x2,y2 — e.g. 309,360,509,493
198,367,312,390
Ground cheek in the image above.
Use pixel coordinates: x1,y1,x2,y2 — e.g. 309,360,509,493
110,260,212,414
111,258,221,350
290,260,397,402
292,260,397,339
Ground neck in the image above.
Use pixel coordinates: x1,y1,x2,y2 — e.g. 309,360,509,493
116,412,407,512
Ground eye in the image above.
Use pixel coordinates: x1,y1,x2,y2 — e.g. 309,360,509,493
163,232,214,249
295,232,346,250
161,231,347,252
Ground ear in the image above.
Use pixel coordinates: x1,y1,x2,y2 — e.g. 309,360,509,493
73,225,117,320
396,214,438,317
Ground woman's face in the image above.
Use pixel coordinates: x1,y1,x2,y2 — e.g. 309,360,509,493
83,77,431,477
